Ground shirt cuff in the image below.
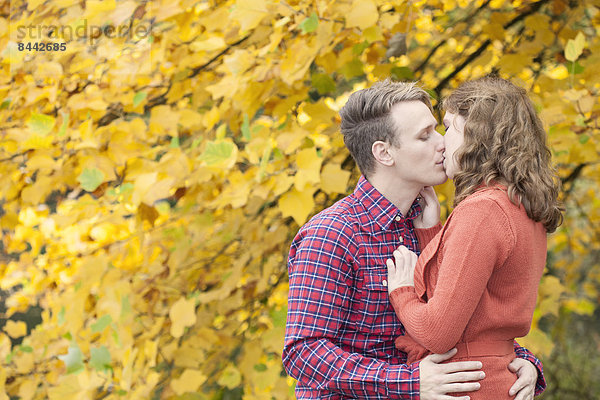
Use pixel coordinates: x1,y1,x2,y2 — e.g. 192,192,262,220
385,361,420,399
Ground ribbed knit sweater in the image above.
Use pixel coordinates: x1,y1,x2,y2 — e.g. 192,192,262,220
389,185,547,398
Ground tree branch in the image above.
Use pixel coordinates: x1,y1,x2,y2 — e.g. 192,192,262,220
415,0,492,73
433,0,552,94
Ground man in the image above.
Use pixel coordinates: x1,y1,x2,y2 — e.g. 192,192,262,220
282,80,545,399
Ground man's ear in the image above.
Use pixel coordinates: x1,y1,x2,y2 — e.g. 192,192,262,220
372,141,394,167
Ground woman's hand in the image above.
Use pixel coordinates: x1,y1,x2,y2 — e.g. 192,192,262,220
386,245,418,294
413,186,441,229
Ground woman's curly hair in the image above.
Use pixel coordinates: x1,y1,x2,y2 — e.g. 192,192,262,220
443,76,564,233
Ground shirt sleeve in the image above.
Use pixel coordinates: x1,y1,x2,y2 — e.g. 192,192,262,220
282,217,420,399
388,199,514,354
513,341,547,395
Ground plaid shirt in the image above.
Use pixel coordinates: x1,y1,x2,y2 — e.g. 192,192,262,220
283,176,546,399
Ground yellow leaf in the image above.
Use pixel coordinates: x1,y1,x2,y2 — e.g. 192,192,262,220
577,95,595,114
294,148,323,190
191,36,227,52
278,187,316,225
143,177,175,204
0,368,8,400
517,326,554,357
132,172,158,206
46,377,81,400
26,153,59,172
150,105,180,135
15,352,34,374
346,0,379,30
170,369,207,395
362,26,383,43
202,107,220,130
0,334,10,363
231,0,268,32
86,0,116,15
545,64,569,80
178,109,203,130
206,74,242,100
565,32,585,62
110,0,138,24
18,379,37,400
4,320,26,338
280,38,321,85
169,297,197,338
211,171,251,208
320,163,350,194
21,175,54,205
217,364,242,389
27,113,55,136
563,298,595,315
22,134,54,150
224,49,254,75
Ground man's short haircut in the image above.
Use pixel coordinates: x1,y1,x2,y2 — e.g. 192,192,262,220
339,79,432,177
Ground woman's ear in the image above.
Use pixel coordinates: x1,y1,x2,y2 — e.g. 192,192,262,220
372,141,394,167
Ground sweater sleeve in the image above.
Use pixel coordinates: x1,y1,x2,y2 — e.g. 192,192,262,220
414,222,442,249
389,198,514,354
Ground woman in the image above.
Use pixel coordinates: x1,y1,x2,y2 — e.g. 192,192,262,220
386,77,563,399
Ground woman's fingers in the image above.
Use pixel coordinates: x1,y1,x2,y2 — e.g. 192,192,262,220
393,249,405,270
395,245,417,269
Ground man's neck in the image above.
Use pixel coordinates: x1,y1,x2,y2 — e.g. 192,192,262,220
366,173,421,217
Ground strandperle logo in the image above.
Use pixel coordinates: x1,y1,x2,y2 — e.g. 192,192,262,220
14,19,153,45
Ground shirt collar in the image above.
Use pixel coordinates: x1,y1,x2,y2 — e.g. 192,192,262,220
354,175,422,232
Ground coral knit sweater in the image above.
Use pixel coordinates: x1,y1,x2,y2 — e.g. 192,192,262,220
389,185,547,399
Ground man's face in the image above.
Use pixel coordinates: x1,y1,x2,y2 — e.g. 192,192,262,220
387,101,447,187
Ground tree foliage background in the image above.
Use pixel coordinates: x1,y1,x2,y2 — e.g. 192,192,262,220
0,0,599,398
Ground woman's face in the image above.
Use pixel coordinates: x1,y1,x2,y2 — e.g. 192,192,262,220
442,111,466,179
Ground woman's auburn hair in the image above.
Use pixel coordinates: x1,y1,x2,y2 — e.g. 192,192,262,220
443,76,564,233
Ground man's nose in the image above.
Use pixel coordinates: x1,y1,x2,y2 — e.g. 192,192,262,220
435,131,445,150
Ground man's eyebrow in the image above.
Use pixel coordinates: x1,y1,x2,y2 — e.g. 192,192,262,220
416,122,437,135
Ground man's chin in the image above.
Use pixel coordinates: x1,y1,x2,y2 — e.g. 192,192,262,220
432,175,448,186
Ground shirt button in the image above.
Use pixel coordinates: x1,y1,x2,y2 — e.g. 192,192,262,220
399,236,403,243
395,216,401,222
382,279,387,287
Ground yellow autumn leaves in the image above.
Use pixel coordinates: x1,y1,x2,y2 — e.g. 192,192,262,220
0,0,599,399
169,297,196,338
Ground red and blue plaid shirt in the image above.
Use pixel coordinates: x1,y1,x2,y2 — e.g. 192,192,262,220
283,176,546,399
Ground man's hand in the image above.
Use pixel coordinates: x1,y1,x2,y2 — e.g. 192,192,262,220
414,186,441,229
386,245,418,293
508,358,537,400
420,348,484,400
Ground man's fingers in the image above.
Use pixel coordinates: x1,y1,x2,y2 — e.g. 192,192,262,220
443,382,481,394
507,358,520,373
509,375,533,399
513,387,533,400
440,360,484,373
508,377,527,396
443,371,485,384
425,348,458,363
